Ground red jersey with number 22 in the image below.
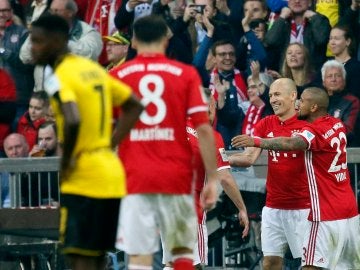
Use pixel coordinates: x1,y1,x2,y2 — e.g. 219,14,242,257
297,116,358,221
110,54,209,195
254,114,310,209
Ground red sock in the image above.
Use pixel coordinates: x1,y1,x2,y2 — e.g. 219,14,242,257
173,257,194,270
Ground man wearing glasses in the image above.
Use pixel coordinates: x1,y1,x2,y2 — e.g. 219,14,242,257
102,31,130,71
209,39,249,150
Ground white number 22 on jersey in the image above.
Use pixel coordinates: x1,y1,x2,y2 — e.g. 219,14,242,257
139,74,166,125
328,131,347,173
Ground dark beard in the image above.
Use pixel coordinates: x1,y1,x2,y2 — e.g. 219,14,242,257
45,148,57,157
297,113,307,120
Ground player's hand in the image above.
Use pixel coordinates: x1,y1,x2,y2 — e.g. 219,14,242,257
231,135,254,148
238,210,250,238
201,181,217,210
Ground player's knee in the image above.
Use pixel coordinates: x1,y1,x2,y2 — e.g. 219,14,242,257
263,255,283,270
128,254,153,268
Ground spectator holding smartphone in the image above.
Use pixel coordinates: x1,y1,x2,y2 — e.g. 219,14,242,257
182,0,234,54
236,0,268,78
115,0,157,32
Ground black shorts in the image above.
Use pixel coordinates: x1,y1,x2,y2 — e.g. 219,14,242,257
59,194,121,256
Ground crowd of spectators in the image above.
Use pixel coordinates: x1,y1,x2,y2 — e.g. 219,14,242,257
99,0,359,149
0,0,360,202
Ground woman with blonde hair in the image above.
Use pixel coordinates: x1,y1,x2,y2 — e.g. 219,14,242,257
267,42,319,96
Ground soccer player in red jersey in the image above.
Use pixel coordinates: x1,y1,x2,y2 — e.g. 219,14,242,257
162,118,250,269
232,87,360,269
230,78,310,270
110,15,219,270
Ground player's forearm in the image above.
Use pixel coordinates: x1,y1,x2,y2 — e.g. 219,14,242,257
228,146,261,167
112,95,144,148
228,153,253,167
61,102,80,167
196,124,218,182
220,171,247,213
259,137,307,151
62,122,79,162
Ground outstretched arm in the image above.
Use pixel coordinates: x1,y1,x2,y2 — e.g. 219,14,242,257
228,146,262,167
196,123,219,211
260,136,308,151
231,134,308,151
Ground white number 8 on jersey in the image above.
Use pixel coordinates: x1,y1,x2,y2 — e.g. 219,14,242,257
139,74,166,125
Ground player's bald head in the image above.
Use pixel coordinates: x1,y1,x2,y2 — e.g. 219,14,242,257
270,78,297,95
269,78,298,103
302,87,329,111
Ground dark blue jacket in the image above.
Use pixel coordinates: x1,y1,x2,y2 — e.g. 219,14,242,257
1,23,34,105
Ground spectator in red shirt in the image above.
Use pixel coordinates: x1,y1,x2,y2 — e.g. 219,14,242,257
16,91,48,149
0,68,17,157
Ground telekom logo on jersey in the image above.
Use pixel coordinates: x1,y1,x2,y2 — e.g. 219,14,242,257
267,129,301,162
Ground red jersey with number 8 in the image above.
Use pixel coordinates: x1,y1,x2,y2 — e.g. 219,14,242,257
110,54,209,194
297,115,358,221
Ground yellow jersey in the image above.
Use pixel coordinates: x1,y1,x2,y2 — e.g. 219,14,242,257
45,54,132,198
316,0,339,57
